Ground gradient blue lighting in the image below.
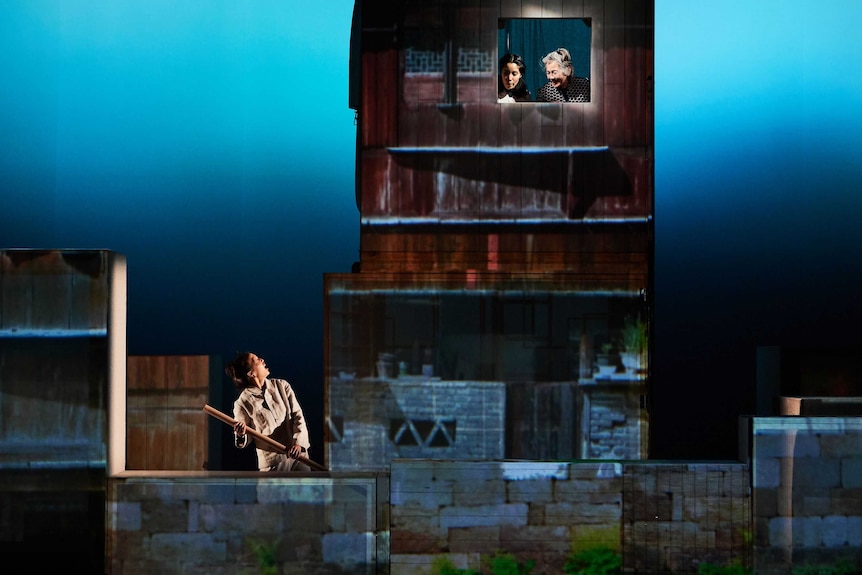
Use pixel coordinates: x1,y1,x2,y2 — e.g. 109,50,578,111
656,0,862,284
4,1,862,462
0,3,358,467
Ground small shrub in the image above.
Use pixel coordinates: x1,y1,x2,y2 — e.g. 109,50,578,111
791,561,859,575
432,552,535,575
245,538,278,575
564,546,621,575
432,556,480,575
483,551,536,575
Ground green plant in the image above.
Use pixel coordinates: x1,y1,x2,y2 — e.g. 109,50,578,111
791,560,859,575
245,538,279,575
432,552,536,575
620,316,647,354
432,556,481,575
483,551,536,575
564,546,621,575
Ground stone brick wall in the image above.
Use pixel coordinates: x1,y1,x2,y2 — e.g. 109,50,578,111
389,460,750,575
328,377,648,472
104,430,862,575
107,473,387,575
581,382,647,459
749,417,862,574
623,463,751,573
326,378,505,471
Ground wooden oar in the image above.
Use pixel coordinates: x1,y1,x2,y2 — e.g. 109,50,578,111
203,404,327,472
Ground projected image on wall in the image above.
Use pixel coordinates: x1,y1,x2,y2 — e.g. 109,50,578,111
359,0,650,222
324,276,649,471
342,0,654,474
497,18,591,103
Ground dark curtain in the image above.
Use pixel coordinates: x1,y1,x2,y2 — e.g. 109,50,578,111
498,18,592,101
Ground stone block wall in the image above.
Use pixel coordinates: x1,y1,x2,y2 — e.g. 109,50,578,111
581,381,648,459
104,427,862,575
107,473,387,575
389,460,750,575
749,417,862,574
326,378,505,471
623,464,751,573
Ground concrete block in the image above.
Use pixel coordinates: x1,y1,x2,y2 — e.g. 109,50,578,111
142,500,189,533
452,478,505,506
150,532,227,563
822,515,848,548
769,516,830,548
545,501,621,524
776,486,793,517
831,488,862,515
753,457,780,488
433,461,500,482
789,458,841,489
283,502,329,535
391,479,454,509
506,477,553,504
847,516,862,547
257,480,332,504
110,501,142,531
555,477,621,499
798,492,831,517
390,527,443,554
767,516,792,548
500,461,569,481
439,503,528,529
322,532,374,566
187,500,199,532
842,457,862,488
391,460,434,484
448,525,501,553
755,432,821,458
820,433,862,458
500,524,570,552
392,505,441,537
390,553,480,575
234,481,258,504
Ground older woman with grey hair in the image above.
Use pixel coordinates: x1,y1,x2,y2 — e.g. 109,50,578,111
536,47,590,102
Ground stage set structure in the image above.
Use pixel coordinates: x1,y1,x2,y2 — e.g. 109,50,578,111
2,2,862,574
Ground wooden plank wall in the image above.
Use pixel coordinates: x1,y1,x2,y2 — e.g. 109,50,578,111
359,225,649,286
126,355,210,470
0,250,109,335
358,0,653,221
0,250,113,467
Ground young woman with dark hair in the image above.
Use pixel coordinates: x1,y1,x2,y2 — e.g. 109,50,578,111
497,53,532,102
225,351,311,472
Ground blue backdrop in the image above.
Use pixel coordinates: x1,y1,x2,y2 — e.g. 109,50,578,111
2,1,862,461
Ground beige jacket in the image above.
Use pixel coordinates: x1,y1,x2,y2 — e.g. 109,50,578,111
233,378,310,470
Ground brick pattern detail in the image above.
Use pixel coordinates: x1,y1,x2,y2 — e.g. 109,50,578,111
106,475,384,575
327,379,505,471
750,417,862,573
390,460,751,575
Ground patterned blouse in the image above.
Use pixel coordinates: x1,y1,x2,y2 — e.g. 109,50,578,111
536,77,591,102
